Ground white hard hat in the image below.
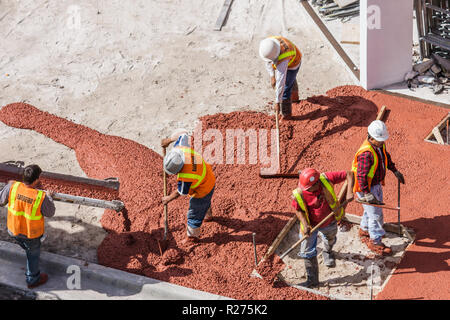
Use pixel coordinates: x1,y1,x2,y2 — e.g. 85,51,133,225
259,38,280,62
368,120,389,142
163,148,185,175
170,128,189,141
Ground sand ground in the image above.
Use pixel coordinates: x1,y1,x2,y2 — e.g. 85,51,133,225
0,0,357,263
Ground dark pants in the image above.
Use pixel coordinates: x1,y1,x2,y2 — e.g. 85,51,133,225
187,186,215,229
282,67,300,102
11,235,41,285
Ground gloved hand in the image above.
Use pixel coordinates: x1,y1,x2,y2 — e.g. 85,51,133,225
301,225,312,237
394,171,405,184
359,192,379,204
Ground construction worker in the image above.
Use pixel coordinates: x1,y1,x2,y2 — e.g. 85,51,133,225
161,132,216,244
259,36,302,119
291,168,354,288
352,120,405,255
0,164,55,288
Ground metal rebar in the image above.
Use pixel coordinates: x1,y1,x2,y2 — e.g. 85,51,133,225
398,180,401,235
252,233,258,267
370,262,374,300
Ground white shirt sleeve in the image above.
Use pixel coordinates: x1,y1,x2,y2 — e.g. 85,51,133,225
274,60,289,103
265,61,275,77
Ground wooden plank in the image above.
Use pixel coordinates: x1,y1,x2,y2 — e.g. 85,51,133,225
214,0,233,31
301,0,359,79
340,23,360,45
259,215,298,264
343,213,415,240
333,0,359,8
0,163,120,190
432,126,445,144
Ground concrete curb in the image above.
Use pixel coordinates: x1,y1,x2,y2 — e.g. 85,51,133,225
0,240,232,300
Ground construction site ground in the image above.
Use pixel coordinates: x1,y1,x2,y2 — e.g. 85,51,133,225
0,0,356,264
0,0,449,301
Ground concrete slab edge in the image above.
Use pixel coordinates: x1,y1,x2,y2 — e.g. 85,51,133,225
0,240,232,300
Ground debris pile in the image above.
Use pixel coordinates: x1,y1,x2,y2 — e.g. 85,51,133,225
310,0,359,22
405,53,450,95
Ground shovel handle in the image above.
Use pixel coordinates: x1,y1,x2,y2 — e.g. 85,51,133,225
163,147,168,240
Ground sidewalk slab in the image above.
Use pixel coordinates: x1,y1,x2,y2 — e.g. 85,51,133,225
0,240,232,300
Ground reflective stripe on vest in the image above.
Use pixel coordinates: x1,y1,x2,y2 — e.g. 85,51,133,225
292,188,310,232
270,36,298,68
177,147,207,189
8,182,44,221
319,174,344,221
351,140,387,192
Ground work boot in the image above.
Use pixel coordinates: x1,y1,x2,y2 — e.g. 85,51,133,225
367,240,393,256
359,228,370,239
322,251,335,268
27,273,48,289
298,256,319,288
280,100,292,119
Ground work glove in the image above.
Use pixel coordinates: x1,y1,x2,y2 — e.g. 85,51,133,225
301,225,312,237
275,102,280,114
161,138,172,148
394,171,405,184
359,192,379,204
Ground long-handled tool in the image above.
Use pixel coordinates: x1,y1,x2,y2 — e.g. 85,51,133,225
259,108,298,179
279,199,349,259
355,199,400,211
163,146,168,241
0,182,124,211
157,146,170,255
397,180,401,235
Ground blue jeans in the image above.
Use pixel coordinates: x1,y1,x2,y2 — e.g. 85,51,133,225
11,235,41,285
298,220,338,259
357,184,385,243
282,66,300,101
187,186,215,229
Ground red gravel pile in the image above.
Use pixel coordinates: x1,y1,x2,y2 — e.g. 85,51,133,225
255,255,286,285
0,85,448,300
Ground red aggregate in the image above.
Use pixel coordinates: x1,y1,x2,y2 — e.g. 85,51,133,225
0,85,448,300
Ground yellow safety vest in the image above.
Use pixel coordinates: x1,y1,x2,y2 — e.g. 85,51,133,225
292,173,344,232
351,139,388,193
176,147,216,198
7,181,45,239
270,36,302,69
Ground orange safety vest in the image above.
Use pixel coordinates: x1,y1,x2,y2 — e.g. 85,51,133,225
270,36,302,70
292,173,344,232
351,139,388,193
176,147,216,198
7,181,45,239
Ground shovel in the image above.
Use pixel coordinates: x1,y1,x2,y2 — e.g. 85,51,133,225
259,107,298,179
